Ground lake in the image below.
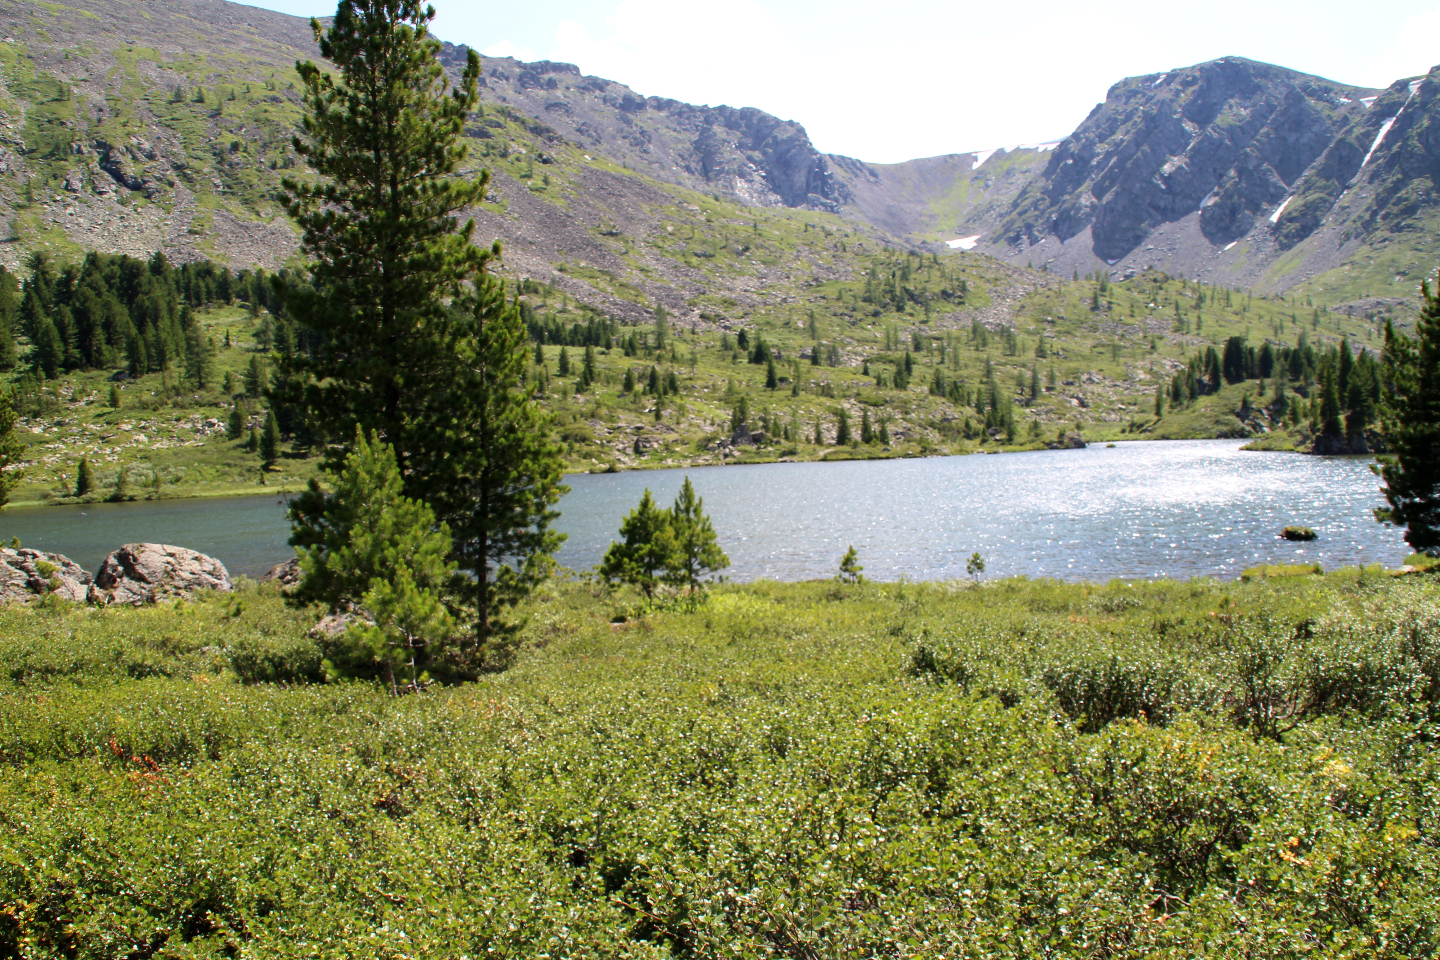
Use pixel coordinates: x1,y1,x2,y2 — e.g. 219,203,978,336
0,440,1408,582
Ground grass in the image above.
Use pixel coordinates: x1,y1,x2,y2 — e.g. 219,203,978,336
0,571,1437,955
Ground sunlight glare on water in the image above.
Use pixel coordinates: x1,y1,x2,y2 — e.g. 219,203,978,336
0,440,1407,582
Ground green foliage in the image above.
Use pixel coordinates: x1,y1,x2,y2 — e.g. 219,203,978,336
73,458,92,497
1,576,1439,955
1377,277,1440,555
836,543,864,583
293,430,458,689
259,409,279,469
598,487,674,598
665,477,729,594
0,388,22,509
278,1,564,648
967,550,986,580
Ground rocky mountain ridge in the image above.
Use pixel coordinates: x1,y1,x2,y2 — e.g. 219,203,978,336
0,0,1436,306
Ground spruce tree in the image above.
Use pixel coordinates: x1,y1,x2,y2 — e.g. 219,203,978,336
0,388,23,509
228,405,245,440
75,458,92,497
260,410,280,469
1376,281,1440,554
836,408,851,445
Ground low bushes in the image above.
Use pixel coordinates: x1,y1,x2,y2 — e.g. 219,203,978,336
0,574,1437,956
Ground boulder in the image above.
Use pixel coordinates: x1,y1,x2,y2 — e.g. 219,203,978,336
0,549,94,605
309,610,371,639
260,557,303,588
92,543,232,605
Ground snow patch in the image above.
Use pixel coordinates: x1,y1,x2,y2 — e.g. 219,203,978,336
1198,186,1220,211
1358,81,1423,173
947,235,982,251
1223,241,1238,252
1150,74,1168,89
971,149,997,169
1268,196,1293,224
1360,96,1377,108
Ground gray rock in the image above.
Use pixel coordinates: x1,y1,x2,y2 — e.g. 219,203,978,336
92,543,232,605
0,549,94,605
260,557,303,587
309,610,371,639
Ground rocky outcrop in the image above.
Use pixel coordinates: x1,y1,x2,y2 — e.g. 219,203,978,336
92,543,232,605
260,557,303,588
0,549,94,605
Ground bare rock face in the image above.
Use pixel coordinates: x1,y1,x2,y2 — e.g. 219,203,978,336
260,557,303,588
92,543,232,605
0,549,94,605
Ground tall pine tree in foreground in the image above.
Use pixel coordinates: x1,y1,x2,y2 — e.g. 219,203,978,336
1376,277,1440,555
282,0,565,655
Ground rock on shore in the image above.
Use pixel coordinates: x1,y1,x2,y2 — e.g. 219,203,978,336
92,543,233,605
0,548,94,604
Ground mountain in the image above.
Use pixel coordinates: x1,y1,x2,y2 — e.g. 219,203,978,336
0,0,1437,311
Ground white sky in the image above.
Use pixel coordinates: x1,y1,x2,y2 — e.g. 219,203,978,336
239,0,1440,164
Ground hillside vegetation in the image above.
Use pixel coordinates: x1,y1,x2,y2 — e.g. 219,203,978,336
1,572,1437,955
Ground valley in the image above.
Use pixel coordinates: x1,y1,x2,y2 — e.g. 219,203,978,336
0,0,1434,500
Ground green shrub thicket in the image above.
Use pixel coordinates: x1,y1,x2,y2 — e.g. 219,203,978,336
0,575,1437,956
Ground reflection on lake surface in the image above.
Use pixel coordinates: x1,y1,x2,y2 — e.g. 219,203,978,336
0,440,1406,582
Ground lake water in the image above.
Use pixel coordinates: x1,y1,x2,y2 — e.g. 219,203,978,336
0,440,1408,582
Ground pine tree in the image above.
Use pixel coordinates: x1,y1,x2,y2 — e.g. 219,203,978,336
0,388,23,509
228,405,245,440
292,429,457,691
765,356,778,390
558,346,570,377
666,477,728,596
244,355,266,398
75,458,92,497
260,409,280,468
109,465,130,502
279,0,564,649
836,545,864,584
33,316,63,379
184,326,216,389
277,0,487,460
599,489,675,599
108,383,122,409
1376,280,1440,555
861,409,874,444
836,408,851,445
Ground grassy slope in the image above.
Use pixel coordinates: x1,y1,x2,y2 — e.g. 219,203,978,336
0,572,1437,954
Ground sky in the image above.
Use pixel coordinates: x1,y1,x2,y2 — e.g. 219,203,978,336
239,0,1440,164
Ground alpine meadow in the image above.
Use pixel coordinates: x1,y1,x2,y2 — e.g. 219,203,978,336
1,0,1440,957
